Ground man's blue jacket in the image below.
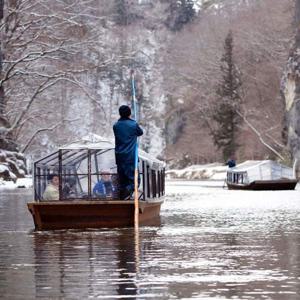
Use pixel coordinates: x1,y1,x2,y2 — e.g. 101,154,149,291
93,180,113,197
113,117,143,165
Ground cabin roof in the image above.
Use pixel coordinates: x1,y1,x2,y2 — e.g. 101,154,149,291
60,133,114,150
228,160,289,172
36,133,165,169
228,160,266,172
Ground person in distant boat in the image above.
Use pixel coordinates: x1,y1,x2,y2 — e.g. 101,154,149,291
113,105,143,200
227,158,236,168
93,172,113,198
43,174,59,200
62,177,77,198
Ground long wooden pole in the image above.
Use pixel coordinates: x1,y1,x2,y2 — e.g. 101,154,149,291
131,70,139,229
131,70,140,279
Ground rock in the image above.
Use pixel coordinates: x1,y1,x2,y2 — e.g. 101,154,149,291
0,150,27,181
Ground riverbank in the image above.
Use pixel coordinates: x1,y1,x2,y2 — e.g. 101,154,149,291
166,162,227,180
0,176,32,189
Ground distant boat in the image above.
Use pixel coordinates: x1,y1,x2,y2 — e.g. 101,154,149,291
27,134,165,230
226,160,298,190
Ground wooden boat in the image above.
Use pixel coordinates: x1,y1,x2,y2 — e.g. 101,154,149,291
27,199,163,230
27,134,165,230
226,160,298,190
227,179,298,190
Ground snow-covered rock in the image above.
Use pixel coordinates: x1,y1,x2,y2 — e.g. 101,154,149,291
0,150,27,182
0,176,33,189
166,163,227,180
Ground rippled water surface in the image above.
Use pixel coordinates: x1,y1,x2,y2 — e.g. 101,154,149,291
1,181,300,299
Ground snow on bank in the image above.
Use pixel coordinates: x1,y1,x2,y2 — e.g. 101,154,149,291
166,163,227,180
0,164,16,181
0,176,33,190
0,150,27,181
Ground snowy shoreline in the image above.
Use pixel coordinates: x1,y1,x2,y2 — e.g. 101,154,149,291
166,163,227,181
1,161,298,190
0,163,228,190
0,176,33,190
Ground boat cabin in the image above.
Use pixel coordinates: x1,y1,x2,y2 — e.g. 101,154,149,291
33,135,165,202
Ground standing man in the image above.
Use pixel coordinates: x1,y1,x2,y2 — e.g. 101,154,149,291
113,105,143,200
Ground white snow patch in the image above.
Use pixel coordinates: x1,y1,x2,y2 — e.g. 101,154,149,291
0,164,17,181
0,164,9,173
0,176,32,189
166,163,227,180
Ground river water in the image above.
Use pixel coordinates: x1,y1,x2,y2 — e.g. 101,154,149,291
1,181,300,299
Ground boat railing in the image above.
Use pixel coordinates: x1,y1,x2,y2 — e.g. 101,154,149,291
227,171,249,184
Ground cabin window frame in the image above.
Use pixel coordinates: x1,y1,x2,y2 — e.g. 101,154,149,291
33,148,165,202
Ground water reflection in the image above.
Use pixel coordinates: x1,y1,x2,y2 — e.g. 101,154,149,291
32,230,138,298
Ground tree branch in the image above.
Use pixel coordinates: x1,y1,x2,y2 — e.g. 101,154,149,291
236,109,285,160
21,117,80,153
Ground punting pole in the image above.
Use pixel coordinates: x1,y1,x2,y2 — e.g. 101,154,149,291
131,69,139,229
131,69,140,279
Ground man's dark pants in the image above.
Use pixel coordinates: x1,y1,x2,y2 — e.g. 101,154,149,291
117,163,140,199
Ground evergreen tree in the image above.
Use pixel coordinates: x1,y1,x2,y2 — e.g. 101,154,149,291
212,31,242,161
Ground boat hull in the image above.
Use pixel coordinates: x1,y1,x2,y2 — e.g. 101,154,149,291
227,179,298,191
27,199,163,230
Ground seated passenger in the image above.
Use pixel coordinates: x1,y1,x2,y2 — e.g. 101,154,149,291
62,177,77,198
93,173,113,198
43,174,59,200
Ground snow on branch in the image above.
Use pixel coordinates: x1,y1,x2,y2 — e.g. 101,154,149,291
21,117,80,153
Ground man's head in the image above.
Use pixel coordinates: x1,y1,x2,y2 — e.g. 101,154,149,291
119,105,131,118
101,170,111,181
48,174,59,186
67,176,76,187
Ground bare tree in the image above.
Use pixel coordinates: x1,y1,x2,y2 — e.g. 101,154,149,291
0,0,124,153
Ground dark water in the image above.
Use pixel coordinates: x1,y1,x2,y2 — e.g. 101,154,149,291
1,181,300,299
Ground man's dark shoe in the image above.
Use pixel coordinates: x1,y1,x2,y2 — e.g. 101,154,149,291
124,192,134,200
120,188,131,200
